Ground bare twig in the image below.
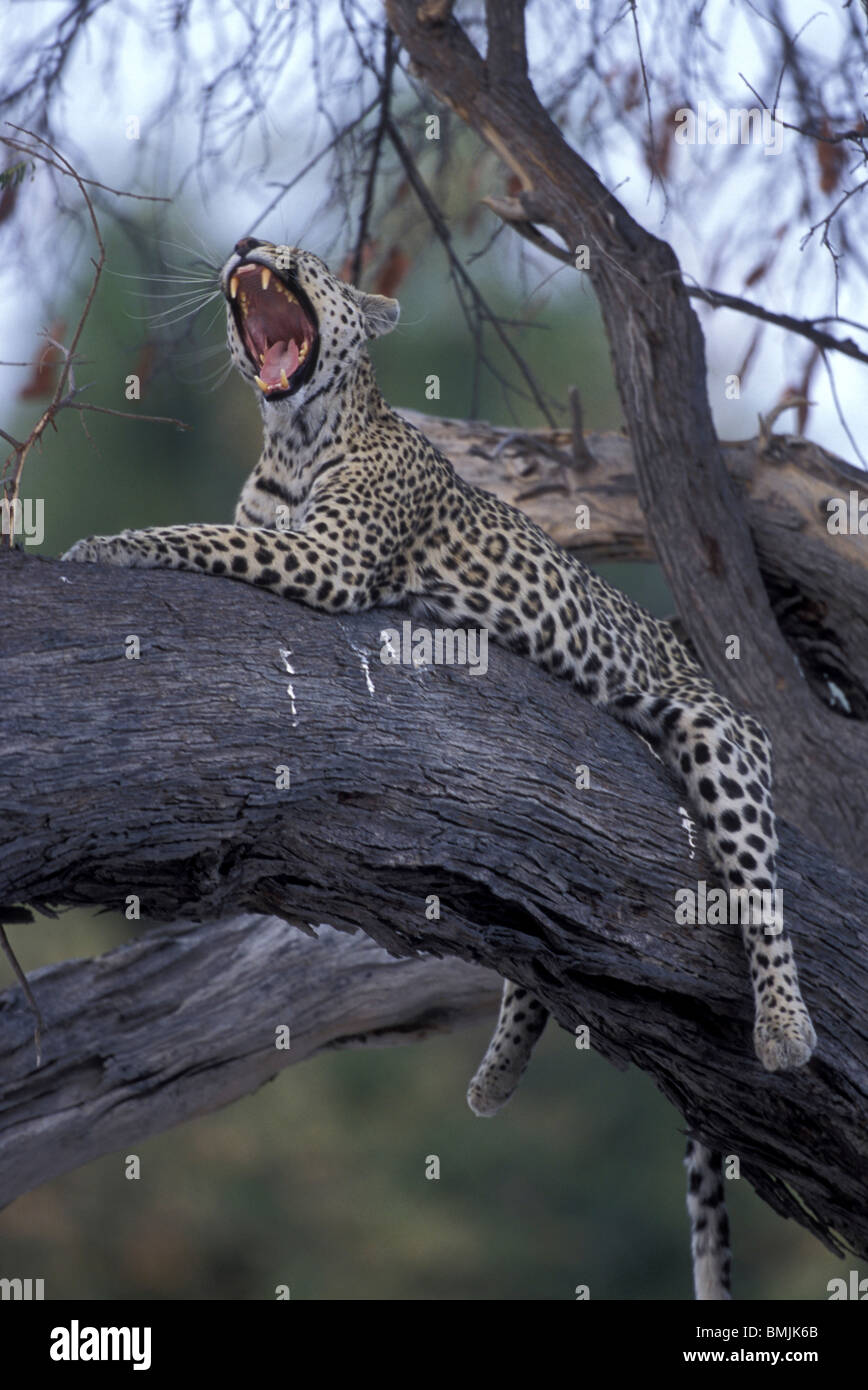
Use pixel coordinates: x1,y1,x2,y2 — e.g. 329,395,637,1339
384,115,558,424
627,0,664,200
2,131,170,203
568,385,595,472
0,127,106,518
253,95,381,231
351,28,396,284
0,129,187,533
757,392,811,451
686,282,868,367
61,399,190,431
0,920,42,1067
482,192,868,369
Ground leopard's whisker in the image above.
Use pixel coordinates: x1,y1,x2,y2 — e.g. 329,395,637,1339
202,359,235,392
155,234,222,272
107,268,218,283
126,290,223,329
123,286,221,301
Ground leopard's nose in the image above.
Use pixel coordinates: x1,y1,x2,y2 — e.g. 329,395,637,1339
235,236,263,258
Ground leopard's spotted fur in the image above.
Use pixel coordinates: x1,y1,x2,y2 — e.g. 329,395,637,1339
64,237,817,1299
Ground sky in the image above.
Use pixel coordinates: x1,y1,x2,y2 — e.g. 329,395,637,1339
1,0,865,468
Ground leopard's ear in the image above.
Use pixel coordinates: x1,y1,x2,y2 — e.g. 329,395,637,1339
355,291,400,339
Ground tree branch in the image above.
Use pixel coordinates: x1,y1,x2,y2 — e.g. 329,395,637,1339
1,550,866,1257
351,27,396,285
384,0,868,872
484,0,528,87
479,195,868,367
686,284,868,369
0,913,500,1208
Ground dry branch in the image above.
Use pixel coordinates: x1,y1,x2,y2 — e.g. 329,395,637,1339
0,129,186,522
0,914,500,1209
1,549,866,1256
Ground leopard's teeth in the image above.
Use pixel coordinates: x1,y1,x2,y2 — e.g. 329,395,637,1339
229,273,239,299
254,375,268,392
261,267,272,290
259,352,265,364
298,341,309,360
280,369,290,389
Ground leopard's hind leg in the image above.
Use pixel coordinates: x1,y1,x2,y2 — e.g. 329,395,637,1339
609,684,816,1072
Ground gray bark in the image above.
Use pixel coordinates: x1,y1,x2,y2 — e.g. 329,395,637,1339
0,912,500,1209
1,549,866,1258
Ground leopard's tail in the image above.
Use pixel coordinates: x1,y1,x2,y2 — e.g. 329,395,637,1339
466,979,549,1116
685,1138,732,1299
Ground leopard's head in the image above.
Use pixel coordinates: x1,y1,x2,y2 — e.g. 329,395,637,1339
221,238,399,414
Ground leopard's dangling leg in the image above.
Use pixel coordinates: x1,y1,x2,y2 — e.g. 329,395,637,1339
609,685,816,1072
685,1138,732,1300
467,980,549,1116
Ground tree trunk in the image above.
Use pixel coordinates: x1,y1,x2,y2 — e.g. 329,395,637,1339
385,0,868,869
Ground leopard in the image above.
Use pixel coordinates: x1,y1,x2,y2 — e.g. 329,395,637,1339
63,236,817,1300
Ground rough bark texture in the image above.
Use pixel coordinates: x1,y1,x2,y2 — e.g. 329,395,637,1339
0,913,500,1209
385,0,868,870
1,550,866,1257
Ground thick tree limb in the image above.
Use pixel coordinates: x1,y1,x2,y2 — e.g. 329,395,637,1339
385,0,868,869
0,914,500,1209
1,551,866,1257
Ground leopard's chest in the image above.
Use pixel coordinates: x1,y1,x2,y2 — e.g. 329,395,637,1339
234,457,320,532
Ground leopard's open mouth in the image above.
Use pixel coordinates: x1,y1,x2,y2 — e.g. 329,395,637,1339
226,262,318,399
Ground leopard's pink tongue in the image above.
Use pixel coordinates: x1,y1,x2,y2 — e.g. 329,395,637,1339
261,338,299,388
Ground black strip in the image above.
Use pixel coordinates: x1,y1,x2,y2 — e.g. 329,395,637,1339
255,474,292,503
310,453,346,484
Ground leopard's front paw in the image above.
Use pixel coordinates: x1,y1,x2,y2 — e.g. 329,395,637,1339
754,1002,817,1072
62,532,142,566
62,536,109,563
